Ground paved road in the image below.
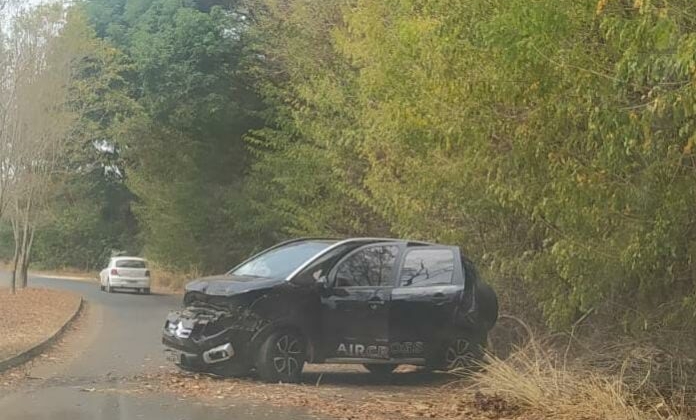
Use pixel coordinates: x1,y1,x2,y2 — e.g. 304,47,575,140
0,274,317,420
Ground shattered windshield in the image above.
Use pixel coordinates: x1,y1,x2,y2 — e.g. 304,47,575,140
230,241,333,280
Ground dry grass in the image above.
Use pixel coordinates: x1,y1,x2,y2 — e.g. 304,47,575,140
148,263,199,291
0,261,96,281
472,333,694,420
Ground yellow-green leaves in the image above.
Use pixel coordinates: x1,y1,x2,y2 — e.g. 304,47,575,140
247,0,696,331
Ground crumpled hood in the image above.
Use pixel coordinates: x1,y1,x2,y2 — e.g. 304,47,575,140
184,275,284,296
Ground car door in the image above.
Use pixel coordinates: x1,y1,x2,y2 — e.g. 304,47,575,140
320,243,401,361
390,246,463,359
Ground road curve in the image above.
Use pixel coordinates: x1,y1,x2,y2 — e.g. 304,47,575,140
0,274,318,420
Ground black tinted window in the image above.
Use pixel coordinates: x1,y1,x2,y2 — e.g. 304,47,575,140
399,249,454,287
115,260,146,268
334,245,399,287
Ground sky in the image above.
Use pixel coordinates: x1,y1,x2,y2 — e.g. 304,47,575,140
10,0,56,10
1,0,61,26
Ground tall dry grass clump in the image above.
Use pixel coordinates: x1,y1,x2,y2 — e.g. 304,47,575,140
149,262,200,291
472,328,693,420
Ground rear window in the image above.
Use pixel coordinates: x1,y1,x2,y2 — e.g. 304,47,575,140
399,249,454,287
115,260,147,269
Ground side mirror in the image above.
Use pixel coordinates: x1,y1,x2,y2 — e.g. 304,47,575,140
315,273,332,296
317,275,329,286
313,270,328,285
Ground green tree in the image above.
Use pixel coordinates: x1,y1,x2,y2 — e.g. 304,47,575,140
69,0,696,335
80,0,264,271
245,0,696,332
31,8,142,272
243,0,389,240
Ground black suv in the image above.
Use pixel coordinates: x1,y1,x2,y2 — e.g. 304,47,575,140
162,238,498,383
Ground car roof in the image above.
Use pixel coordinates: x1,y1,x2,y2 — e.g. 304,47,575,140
280,237,447,281
111,256,147,262
284,237,440,248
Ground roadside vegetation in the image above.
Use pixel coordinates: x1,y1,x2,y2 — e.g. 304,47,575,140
1,0,695,417
479,331,695,419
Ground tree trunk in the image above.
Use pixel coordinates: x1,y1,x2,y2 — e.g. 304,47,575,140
20,227,35,288
17,190,33,289
11,247,19,295
10,255,18,295
10,214,20,295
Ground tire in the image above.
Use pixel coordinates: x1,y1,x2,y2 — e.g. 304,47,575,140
100,285,105,292
441,336,485,372
255,329,306,383
143,288,151,295
476,282,499,330
363,363,398,375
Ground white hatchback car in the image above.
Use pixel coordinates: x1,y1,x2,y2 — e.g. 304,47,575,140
100,257,151,294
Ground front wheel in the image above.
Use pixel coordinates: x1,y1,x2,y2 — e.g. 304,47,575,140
363,363,398,375
255,329,306,383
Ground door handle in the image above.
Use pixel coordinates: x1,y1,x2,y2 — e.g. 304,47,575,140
432,293,449,305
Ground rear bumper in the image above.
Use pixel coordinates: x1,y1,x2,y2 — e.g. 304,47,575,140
109,277,150,288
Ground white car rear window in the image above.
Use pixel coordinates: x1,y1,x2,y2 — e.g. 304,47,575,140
115,260,147,269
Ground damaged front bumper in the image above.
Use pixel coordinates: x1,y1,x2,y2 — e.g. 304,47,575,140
163,342,235,367
162,303,265,369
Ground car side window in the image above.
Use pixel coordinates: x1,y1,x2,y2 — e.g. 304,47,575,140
399,249,455,287
334,245,399,287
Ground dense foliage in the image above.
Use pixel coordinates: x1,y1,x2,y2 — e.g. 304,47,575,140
14,0,695,332
243,0,696,331
27,0,264,272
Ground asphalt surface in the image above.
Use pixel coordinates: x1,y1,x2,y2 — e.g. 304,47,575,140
0,274,318,420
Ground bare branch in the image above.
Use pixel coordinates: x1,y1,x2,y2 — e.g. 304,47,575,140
0,2,79,289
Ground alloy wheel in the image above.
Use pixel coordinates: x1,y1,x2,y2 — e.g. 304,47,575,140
445,339,474,370
272,334,302,377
